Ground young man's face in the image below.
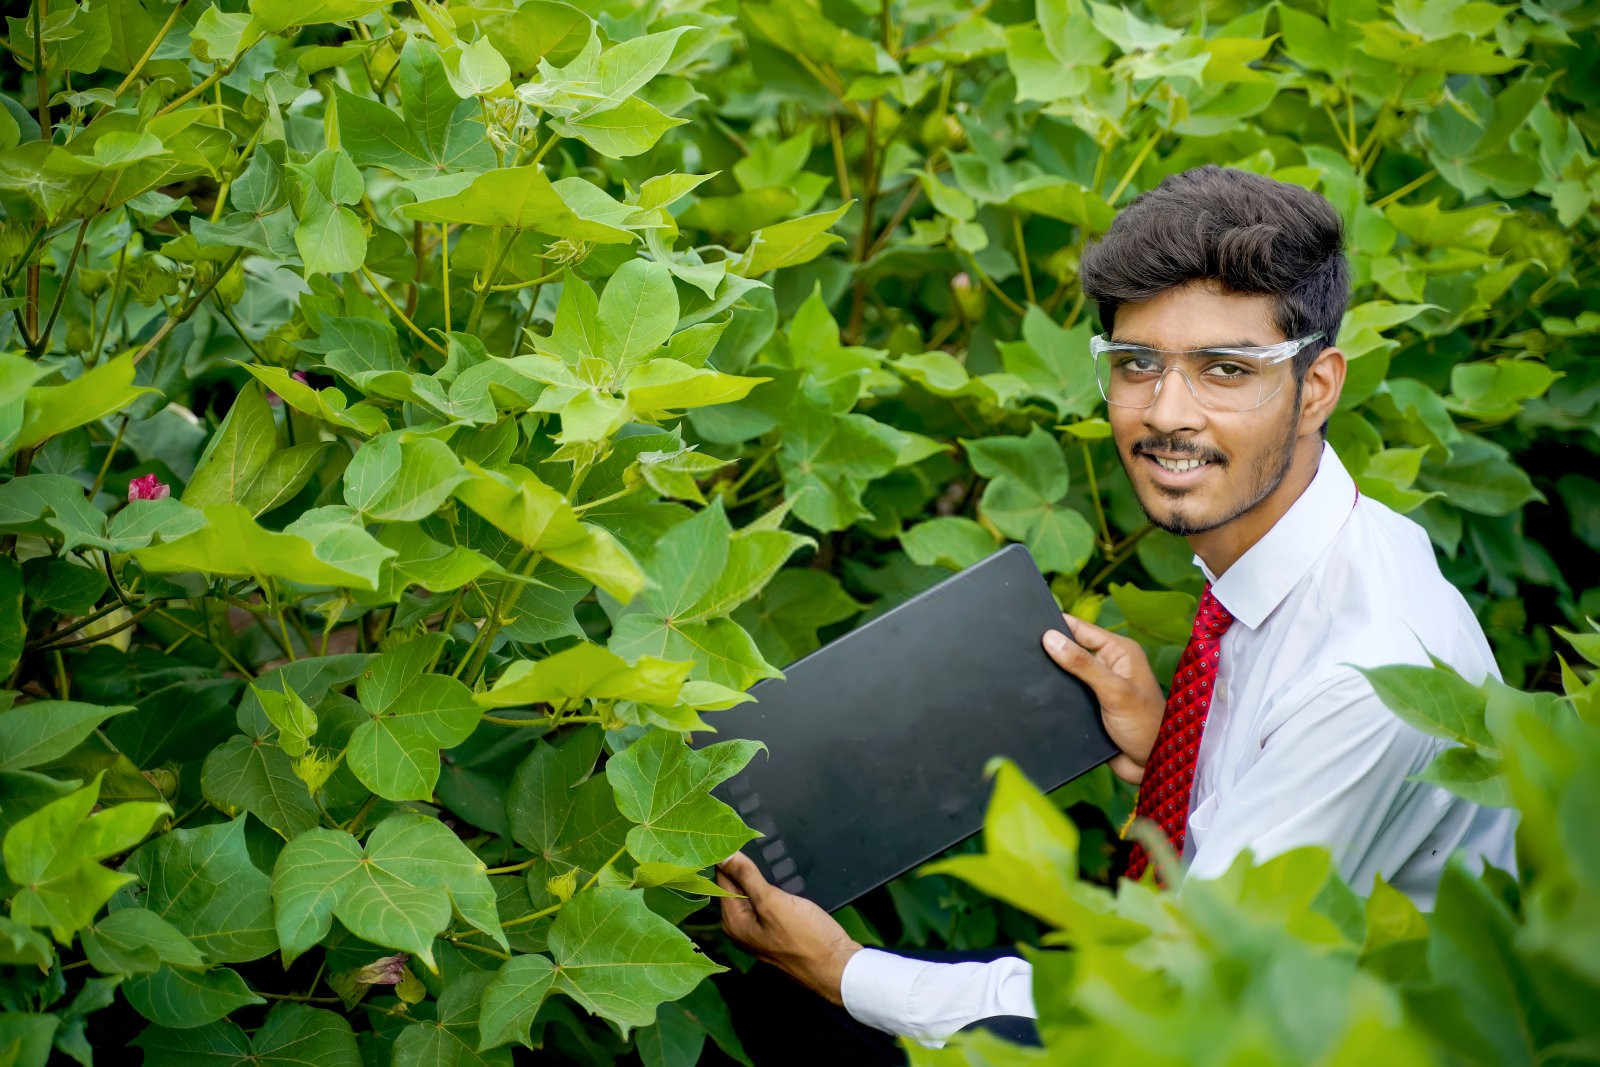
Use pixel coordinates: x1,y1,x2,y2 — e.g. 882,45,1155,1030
1105,280,1307,537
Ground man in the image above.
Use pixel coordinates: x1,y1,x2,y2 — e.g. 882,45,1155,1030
714,165,1518,1049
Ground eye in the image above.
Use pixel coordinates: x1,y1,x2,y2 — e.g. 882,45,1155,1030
1205,362,1252,378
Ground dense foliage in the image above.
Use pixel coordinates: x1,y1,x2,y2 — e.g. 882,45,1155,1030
0,0,1595,1063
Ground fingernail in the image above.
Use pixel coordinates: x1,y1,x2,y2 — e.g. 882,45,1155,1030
1045,631,1066,652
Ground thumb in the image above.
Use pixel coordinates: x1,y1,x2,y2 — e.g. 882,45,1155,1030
716,850,770,904
1059,612,1117,653
1043,619,1117,694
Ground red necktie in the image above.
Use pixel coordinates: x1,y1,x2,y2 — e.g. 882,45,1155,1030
1124,580,1235,882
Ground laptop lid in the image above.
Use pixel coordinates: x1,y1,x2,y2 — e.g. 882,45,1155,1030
698,543,1114,913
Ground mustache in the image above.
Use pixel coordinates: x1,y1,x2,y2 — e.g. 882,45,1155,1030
1134,441,1225,464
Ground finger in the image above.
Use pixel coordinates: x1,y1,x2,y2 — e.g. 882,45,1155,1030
715,850,771,905
1043,623,1121,694
1109,753,1144,784
715,867,759,933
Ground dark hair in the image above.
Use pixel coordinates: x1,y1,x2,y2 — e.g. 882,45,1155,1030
1079,165,1349,433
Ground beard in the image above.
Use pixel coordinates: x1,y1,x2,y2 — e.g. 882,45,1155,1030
1135,378,1303,537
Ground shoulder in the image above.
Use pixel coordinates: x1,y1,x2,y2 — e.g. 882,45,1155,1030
1259,496,1498,735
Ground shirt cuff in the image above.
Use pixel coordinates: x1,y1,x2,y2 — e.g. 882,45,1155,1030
840,947,1036,1049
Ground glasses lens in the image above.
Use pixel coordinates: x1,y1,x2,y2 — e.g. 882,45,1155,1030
1095,350,1280,412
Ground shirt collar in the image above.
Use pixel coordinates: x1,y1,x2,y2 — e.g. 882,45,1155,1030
1192,439,1357,631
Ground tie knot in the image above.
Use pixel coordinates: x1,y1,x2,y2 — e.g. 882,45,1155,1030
1192,582,1234,641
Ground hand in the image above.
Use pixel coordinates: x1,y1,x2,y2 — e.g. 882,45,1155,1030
715,851,863,1007
1042,612,1167,784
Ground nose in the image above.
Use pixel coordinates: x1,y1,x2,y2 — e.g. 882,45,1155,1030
1142,365,1207,436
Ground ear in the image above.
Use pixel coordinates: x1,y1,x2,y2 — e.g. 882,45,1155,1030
1297,345,1345,436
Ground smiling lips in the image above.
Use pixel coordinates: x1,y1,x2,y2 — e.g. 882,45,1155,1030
1141,449,1218,483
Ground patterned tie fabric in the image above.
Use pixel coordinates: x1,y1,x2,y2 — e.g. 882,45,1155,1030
1124,580,1236,882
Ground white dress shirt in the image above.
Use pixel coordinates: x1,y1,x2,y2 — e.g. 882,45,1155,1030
841,438,1520,1046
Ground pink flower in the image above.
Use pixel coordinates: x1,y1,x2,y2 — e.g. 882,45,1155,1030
950,272,972,292
128,474,170,502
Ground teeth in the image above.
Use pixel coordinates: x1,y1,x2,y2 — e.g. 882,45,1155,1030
1153,456,1206,472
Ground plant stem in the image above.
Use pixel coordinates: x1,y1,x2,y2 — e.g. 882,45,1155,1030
88,416,129,499
1371,169,1437,211
961,253,1025,316
153,608,253,675
728,442,779,497
485,856,538,875
829,116,852,199
448,938,511,961
440,223,452,333
1012,214,1035,306
578,845,628,895
131,249,243,366
502,901,563,929
1080,439,1113,554
466,228,512,333
1106,132,1160,206
864,180,923,260
30,216,91,355
572,482,643,514
1086,523,1155,590
360,265,446,354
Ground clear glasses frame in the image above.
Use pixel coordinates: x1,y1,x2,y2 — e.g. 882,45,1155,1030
1089,333,1324,412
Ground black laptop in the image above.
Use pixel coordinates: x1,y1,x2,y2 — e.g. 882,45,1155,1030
700,542,1114,912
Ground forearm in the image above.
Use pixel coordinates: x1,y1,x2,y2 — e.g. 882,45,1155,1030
840,948,1036,1048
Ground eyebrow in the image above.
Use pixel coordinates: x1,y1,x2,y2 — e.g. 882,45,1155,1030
1107,336,1272,349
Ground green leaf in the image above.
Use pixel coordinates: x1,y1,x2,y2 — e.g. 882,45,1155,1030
80,908,204,975
481,642,688,708
0,558,21,679
123,965,264,1029
1417,434,1544,515
506,728,630,909
270,813,504,969
996,307,1099,419
1351,661,1493,748
132,504,380,590
253,683,318,757
17,352,158,452
608,731,762,869
545,888,722,1037
901,516,997,571
555,96,687,158
924,759,1139,938
395,971,509,1066
736,202,852,277
134,1003,362,1067
346,662,480,801
624,359,771,419
0,700,134,772
401,166,636,244
0,915,52,968
1108,582,1198,646
289,149,367,276
2,771,169,942
1413,745,1510,807
238,364,388,436
201,735,321,839
183,382,277,509
119,816,278,964
598,259,678,370
477,954,556,1050
343,432,468,521
451,463,585,550
247,0,392,31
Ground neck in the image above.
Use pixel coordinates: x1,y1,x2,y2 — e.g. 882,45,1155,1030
1188,435,1324,578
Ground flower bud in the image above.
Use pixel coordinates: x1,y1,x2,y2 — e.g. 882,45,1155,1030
950,272,986,321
